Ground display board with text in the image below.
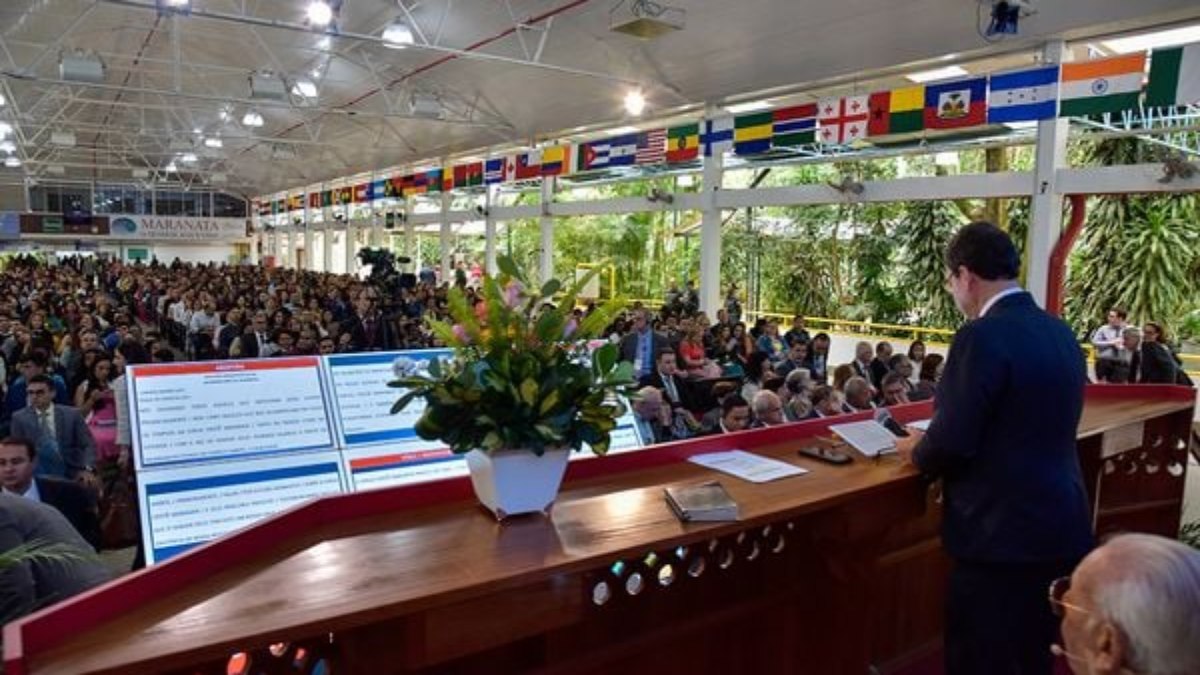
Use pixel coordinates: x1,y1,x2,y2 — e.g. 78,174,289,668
128,349,644,563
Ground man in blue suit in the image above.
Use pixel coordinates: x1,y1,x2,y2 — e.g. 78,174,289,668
897,222,1092,675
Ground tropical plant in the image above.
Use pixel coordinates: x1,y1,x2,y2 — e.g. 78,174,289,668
388,256,635,456
0,540,98,624
897,199,964,328
1065,137,1200,337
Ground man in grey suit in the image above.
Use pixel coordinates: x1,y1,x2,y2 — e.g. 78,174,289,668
10,374,97,490
0,493,110,621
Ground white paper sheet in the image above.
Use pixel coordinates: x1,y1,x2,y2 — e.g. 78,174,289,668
829,420,898,457
688,450,809,483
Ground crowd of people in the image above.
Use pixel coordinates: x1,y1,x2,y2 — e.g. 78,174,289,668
620,304,944,445
1090,307,1194,386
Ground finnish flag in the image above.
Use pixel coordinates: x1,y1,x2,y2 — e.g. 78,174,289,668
987,65,1060,124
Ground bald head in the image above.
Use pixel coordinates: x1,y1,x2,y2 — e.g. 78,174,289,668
1061,533,1200,675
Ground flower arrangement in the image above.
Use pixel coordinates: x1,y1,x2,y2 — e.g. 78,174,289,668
389,256,635,456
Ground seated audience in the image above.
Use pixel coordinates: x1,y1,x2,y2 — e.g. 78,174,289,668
1054,533,1200,675
844,376,875,412
869,341,893,390
782,314,810,346
10,375,96,485
832,363,855,393
851,341,873,382
750,391,786,427
632,387,672,445
755,320,787,363
0,437,100,550
0,493,110,621
640,349,687,408
907,339,926,368
880,372,911,407
774,339,808,378
712,395,751,434
914,353,944,400
808,385,846,419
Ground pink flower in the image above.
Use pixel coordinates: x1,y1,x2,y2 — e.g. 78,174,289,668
452,324,469,343
563,318,578,339
504,281,523,308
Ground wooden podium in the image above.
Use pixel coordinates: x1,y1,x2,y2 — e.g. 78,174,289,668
4,385,1194,675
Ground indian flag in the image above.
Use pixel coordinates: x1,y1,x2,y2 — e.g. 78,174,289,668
1060,54,1144,117
1146,44,1200,108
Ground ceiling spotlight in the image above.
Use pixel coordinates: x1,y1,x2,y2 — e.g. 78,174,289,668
156,0,192,13
242,110,265,127
164,160,179,172
306,1,333,28
292,78,319,99
0,92,6,106
180,152,198,163
317,36,332,50
0,122,11,137
382,20,415,48
0,141,14,153
192,126,202,134
219,108,231,121
623,89,646,116
204,137,223,148
5,157,22,168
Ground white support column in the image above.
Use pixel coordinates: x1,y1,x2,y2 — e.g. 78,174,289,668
403,197,415,263
345,220,357,274
250,231,261,265
484,186,498,276
1026,40,1070,308
304,217,315,271
323,221,334,272
539,177,554,283
699,107,725,319
370,209,383,247
440,191,453,283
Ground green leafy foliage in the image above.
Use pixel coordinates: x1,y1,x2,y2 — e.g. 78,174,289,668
389,256,634,456
897,200,964,328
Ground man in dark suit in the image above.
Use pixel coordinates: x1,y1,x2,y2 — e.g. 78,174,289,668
896,222,1092,675
234,311,274,358
802,333,831,384
869,341,893,390
0,438,100,550
631,387,672,445
343,297,387,352
638,350,688,408
619,309,667,381
0,493,110,620
10,375,97,488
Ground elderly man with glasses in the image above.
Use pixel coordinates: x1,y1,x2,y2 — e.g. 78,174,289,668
1049,533,1200,675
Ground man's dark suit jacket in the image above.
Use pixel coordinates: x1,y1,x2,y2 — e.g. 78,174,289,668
618,330,668,374
914,291,1093,564
35,477,100,551
10,405,95,479
869,358,890,390
638,370,691,408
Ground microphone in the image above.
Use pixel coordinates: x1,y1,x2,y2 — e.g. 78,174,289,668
874,407,909,437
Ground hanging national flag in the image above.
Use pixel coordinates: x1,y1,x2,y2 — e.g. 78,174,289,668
385,177,402,198
635,129,667,164
772,104,818,147
732,113,773,156
307,193,320,209
987,65,1059,124
1146,43,1200,108
576,134,639,171
701,117,734,157
453,162,484,188
425,168,445,193
484,158,506,185
320,190,333,207
867,87,924,137
925,77,987,129
403,173,427,197
666,123,700,163
508,151,542,180
371,179,388,199
541,145,572,176
1060,54,1145,117
353,183,373,203
817,95,869,145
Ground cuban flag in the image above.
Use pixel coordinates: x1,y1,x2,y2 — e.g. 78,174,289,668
987,65,1059,124
578,134,638,171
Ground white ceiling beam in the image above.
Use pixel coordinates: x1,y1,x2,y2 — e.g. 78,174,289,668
1056,163,1200,195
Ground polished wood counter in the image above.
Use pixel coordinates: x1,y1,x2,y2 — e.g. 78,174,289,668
5,385,1195,675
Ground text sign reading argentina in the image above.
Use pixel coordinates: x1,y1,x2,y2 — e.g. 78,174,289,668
110,216,249,242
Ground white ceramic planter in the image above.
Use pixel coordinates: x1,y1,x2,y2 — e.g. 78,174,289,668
465,447,571,520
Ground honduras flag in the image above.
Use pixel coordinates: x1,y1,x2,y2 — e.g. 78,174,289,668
987,65,1059,124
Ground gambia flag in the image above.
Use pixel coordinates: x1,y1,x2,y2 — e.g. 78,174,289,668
1060,54,1144,117
1146,43,1200,108
772,103,817,146
868,86,925,136
666,124,699,163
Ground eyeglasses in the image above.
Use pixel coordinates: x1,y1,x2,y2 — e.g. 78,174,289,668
1048,576,1091,618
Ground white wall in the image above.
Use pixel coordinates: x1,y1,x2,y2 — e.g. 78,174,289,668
136,243,240,265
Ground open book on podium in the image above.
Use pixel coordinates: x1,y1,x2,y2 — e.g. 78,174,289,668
828,420,898,458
